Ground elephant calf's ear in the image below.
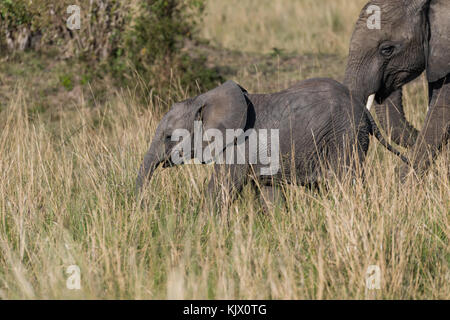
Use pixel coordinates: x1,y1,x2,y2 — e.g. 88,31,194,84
195,80,249,133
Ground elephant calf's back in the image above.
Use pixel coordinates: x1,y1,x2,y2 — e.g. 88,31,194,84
250,78,368,183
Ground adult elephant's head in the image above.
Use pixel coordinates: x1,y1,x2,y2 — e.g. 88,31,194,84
344,0,450,106
136,80,249,193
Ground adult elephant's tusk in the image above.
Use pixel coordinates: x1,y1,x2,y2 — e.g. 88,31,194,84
366,94,376,111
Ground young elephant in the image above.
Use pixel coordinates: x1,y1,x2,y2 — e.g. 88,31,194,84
136,79,409,204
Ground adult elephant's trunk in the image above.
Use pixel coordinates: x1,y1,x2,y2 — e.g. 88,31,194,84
372,89,419,147
343,64,374,108
344,63,419,148
364,99,411,166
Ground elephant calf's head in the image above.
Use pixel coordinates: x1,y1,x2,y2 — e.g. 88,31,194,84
136,80,249,192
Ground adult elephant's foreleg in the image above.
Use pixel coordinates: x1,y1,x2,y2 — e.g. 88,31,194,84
402,77,450,179
373,88,419,148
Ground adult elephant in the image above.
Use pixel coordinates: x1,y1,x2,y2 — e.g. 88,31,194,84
344,0,449,179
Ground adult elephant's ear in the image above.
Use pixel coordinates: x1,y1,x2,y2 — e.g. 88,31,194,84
194,80,249,134
427,0,450,82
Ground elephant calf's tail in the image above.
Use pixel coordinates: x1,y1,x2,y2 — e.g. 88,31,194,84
365,109,411,166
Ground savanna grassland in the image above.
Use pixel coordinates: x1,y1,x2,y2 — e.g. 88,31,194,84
0,0,448,299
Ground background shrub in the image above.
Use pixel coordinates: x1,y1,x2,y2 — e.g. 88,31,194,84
0,0,222,95
115,0,222,94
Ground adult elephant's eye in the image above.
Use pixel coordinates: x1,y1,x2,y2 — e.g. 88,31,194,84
380,45,395,57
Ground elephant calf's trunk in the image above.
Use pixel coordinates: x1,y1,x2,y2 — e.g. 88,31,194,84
135,154,161,194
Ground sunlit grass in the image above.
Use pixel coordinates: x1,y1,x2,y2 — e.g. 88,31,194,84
0,80,448,299
200,0,367,56
0,0,448,300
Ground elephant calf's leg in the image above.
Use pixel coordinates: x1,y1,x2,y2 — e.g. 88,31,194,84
206,164,249,212
258,184,284,213
403,77,450,179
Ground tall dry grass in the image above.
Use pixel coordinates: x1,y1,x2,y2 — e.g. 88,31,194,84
0,80,448,299
0,0,448,300
201,0,368,56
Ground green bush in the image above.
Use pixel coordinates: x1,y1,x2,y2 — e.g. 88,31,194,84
0,0,129,57
0,0,222,96
115,0,223,95
0,0,32,26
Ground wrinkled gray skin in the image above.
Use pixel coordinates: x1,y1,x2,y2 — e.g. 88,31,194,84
344,0,450,179
136,79,408,205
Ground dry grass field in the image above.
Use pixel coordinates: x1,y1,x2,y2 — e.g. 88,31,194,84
0,0,448,299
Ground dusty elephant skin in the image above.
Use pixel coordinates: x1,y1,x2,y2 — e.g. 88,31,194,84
344,0,449,179
136,79,408,206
